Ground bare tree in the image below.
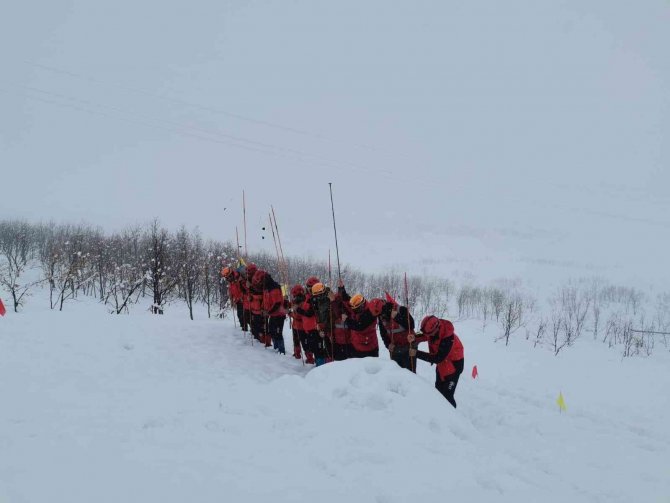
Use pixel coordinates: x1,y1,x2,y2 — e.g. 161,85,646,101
53,227,95,311
549,310,567,356
490,288,506,322
144,220,177,314
174,226,203,320
38,230,60,309
103,231,146,314
499,295,524,346
0,220,40,312
533,317,547,348
553,285,591,347
201,241,232,319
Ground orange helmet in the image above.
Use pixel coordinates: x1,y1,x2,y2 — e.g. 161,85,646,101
349,293,366,310
221,266,234,280
311,282,327,296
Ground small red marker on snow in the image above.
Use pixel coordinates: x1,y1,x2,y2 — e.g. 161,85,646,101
471,365,478,379
0,298,6,317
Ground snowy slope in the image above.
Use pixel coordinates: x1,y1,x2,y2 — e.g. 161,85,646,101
1,296,669,502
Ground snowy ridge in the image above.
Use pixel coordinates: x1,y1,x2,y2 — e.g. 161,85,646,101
1,295,669,502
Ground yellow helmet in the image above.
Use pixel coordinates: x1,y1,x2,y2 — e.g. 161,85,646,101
311,282,326,296
349,293,366,310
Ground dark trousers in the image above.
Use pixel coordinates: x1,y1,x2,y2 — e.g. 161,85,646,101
243,309,251,331
390,346,416,373
293,329,312,354
307,330,332,360
332,343,351,361
235,302,248,330
435,371,462,408
292,328,302,355
250,313,266,341
268,316,286,354
349,347,379,358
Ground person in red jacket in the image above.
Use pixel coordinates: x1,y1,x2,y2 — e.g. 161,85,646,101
296,277,331,366
409,316,464,408
376,299,416,372
289,285,312,361
254,270,286,354
221,266,247,331
239,263,257,338
327,280,352,361
249,267,266,344
341,293,380,358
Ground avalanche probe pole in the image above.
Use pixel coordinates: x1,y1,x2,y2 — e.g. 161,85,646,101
243,191,253,346
236,226,241,261
269,213,282,281
328,182,342,282
229,232,237,329
328,250,332,288
404,272,415,373
271,205,288,287
242,190,249,259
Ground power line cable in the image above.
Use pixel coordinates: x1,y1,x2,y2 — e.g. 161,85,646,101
22,59,411,160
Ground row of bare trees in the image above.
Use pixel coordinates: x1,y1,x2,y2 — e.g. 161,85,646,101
0,220,235,319
1,219,668,356
524,279,670,357
0,221,42,312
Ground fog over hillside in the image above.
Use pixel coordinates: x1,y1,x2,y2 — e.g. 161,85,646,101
2,1,668,290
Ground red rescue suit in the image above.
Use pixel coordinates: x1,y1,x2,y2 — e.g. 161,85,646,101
345,306,379,353
416,321,463,379
228,276,243,304
380,316,411,346
263,285,286,317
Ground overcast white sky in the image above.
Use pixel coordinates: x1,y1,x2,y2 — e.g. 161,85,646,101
1,0,668,289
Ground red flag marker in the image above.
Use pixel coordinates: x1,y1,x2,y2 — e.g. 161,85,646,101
0,298,6,317
471,365,478,379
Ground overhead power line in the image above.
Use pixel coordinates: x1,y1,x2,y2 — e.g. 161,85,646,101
22,59,408,159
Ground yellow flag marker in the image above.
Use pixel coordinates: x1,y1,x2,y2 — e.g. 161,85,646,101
281,284,288,297
238,257,247,268
556,392,567,413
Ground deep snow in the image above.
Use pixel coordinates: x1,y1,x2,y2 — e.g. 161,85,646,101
1,295,669,502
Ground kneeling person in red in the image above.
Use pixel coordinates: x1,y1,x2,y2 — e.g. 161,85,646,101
409,316,464,408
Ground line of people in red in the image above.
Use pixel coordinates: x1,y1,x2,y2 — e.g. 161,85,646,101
221,263,465,408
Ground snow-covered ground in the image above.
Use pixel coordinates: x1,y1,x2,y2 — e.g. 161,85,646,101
1,293,669,502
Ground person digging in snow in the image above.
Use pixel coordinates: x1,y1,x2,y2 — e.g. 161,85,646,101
409,316,464,408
